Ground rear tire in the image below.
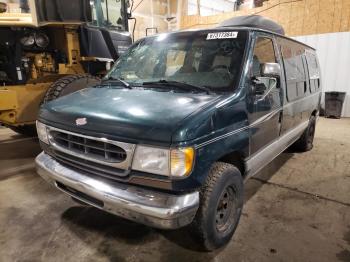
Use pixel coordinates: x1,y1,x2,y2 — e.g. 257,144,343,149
292,115,316,152
8,125,37,136
191,162,244,251
43,74,100,103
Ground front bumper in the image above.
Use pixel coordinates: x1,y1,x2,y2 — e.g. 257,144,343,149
35,152,199,229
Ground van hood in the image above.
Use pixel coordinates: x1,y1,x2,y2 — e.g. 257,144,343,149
39,87,220,145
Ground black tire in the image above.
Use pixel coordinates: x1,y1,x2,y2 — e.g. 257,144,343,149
292,115,316,152
191,162,244,251
9,124,37,136
43,74,100,103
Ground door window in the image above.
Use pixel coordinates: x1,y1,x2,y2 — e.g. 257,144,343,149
250,37,280,112
252,37,276,77
251,37,278,99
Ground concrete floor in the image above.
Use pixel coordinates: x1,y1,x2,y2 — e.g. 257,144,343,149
0,118,349,262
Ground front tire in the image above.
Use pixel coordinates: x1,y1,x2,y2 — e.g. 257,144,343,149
191,162,244,251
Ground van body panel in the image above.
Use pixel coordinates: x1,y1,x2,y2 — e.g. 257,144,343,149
39,87,222,145
37,27,321,194
275,37,320,137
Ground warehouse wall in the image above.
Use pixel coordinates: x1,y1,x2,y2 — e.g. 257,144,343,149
294,32,350,117
128,0,169,40
179,0,350,37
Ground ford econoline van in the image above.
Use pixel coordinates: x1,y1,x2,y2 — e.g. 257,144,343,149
35,16,321,250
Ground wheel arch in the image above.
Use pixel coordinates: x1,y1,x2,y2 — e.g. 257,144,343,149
217,151,246,177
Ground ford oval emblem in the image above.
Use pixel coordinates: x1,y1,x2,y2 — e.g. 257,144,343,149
76,117,87,126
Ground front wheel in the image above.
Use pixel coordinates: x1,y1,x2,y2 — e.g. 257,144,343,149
191,162,244,251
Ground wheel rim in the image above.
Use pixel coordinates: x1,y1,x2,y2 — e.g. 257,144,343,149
215,186,238,232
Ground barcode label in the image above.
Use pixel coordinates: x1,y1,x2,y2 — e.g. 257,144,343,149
206,32,238,40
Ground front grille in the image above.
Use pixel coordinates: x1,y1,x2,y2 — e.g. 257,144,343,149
53,150,130,179
47,127,135,179
50,130,127,163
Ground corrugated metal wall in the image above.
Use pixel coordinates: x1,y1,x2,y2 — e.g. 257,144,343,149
294,32,350,117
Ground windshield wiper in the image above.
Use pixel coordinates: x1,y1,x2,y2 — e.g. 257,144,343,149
101,76,132,89
142,80,213,94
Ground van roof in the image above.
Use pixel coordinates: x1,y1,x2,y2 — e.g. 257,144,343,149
218,15,285,35
175,26,316,51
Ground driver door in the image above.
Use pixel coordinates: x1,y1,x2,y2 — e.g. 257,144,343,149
249,35,283,155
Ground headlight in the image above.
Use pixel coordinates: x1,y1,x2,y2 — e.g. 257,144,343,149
132,146,170,176
20,33,35,47
34,32,49,48
132,146,194,177
36,121,49,144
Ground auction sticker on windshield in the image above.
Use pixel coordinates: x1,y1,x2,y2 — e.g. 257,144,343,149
206,32,238,40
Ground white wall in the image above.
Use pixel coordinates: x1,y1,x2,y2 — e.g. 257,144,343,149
188,0,237,16
294,32,350,117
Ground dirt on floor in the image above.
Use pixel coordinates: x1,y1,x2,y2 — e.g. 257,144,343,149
0,118,349,262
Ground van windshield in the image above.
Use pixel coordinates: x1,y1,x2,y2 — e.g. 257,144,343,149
106,30,248,92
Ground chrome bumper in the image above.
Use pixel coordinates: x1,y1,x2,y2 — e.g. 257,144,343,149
35,152,199,229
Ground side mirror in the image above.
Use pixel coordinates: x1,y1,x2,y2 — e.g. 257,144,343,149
253,82,267,95
261,63,281,78
251,76,277,96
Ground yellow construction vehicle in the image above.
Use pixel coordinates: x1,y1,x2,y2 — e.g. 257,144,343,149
0,0,132,135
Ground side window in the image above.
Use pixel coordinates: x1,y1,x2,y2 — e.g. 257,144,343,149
305,52,320,93
90,0,125,30
106,0,125,30
279,39,308,101
252,37,276,77
306,53,319,79
281,44,296,78
295,50,306,81
295,49,307,95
